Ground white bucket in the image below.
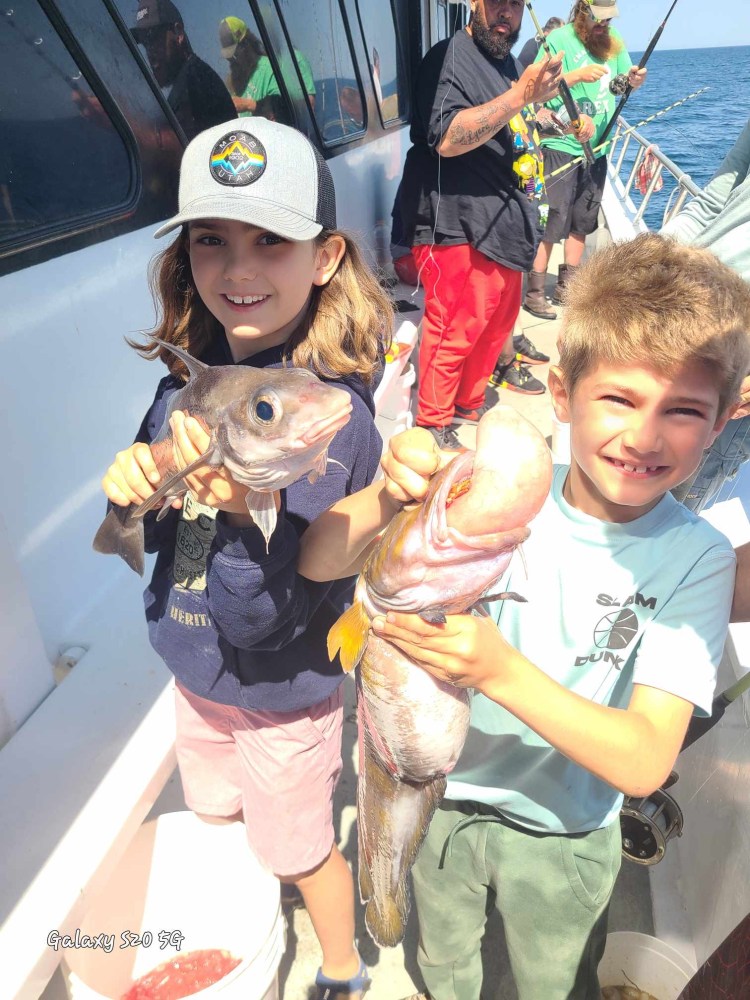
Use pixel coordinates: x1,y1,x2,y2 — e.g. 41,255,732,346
62,812,285,1000
599,932,696,1000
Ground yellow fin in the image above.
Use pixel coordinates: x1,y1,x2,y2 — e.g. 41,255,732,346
327,601,370,672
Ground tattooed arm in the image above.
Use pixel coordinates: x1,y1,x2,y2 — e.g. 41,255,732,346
437,52,564,157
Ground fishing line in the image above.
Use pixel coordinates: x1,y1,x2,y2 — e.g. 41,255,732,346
541,87,710,192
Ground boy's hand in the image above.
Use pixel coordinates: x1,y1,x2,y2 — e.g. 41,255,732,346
380,427,454,507
102,441,166,508
169,410,279,518
371,610,517,694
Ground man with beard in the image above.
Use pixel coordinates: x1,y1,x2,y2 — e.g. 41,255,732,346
523,0,646,320
132,1,235,140
396,0,563,449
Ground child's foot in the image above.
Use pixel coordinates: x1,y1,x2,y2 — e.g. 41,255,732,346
314,957,371,998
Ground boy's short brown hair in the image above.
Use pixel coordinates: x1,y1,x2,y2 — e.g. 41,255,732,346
559,233,750,414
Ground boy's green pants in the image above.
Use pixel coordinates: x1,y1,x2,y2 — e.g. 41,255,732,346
411,800,622,1000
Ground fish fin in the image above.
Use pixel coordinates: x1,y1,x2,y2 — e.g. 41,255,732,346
327,601,370,672
482,590,527,604
420,608,446,625
244,490,277,552
92,505,145,576
133,450,215,518
148,337,209,379
357,709,446,947
307,449,329,484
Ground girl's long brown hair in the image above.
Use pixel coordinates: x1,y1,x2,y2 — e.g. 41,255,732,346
130,228,393,385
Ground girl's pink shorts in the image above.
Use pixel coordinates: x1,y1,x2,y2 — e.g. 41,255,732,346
174,681,344,877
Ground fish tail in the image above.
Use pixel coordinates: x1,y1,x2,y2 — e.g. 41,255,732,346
357,712,447,947
92,505,145,576
365,892,410,950
327,600,370,672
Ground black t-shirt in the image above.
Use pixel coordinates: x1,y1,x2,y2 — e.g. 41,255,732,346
398,29,541,272
168,53,236,141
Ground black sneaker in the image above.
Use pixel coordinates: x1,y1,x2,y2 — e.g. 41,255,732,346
422,424,465,450
489,360,545,395
513,333,550,366
453,402,492,425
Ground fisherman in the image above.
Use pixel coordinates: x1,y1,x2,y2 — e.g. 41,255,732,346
130,1,235,140
524,0,646,320
396,0,564,449
516,14,564,68
298,234,750,1000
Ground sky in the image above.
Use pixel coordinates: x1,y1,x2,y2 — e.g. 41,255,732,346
520,0,750,51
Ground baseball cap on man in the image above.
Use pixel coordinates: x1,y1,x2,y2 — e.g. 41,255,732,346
588,0,620,18
131,0,183,40
154,117,337,241
219,16,249,59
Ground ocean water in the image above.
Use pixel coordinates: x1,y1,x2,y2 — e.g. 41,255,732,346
603,45,750,231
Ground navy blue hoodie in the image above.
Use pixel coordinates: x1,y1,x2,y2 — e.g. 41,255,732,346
137,332,383,712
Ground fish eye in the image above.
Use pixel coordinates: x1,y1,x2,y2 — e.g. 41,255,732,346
250,392,281,425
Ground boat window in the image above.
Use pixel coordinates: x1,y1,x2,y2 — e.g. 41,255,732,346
112,1,294,138
354,0,409,126
436,0,467,40
0,3,132,247
275,0,365,145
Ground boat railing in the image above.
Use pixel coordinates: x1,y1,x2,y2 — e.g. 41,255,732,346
607,116,703,229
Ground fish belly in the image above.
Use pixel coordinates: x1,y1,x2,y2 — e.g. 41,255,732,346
356,635,470,947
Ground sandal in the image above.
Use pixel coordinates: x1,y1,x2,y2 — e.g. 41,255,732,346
314,957,371,999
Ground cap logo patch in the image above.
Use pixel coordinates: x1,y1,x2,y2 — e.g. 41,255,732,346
209,131,266,187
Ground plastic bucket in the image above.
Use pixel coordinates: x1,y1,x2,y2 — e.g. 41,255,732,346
62,812,285,1000
599,932,696,1000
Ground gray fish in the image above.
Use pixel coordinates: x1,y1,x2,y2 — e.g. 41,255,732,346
327,405,552,946
93,338,352,575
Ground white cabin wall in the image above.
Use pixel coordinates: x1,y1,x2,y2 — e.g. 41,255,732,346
662,647,750,965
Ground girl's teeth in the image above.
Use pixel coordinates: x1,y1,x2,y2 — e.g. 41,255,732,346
226,294,266,304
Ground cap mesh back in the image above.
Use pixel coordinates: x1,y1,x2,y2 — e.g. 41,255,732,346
311,143,337,231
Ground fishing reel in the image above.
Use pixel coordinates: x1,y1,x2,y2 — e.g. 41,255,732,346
609,73,630,96
620,771,684,865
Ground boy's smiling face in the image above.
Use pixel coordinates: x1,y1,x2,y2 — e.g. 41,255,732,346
549,360,731,523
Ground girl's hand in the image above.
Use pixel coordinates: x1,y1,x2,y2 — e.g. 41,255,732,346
169,410,280,520
102,442,164,508
380,427,454,507
371,611,517,694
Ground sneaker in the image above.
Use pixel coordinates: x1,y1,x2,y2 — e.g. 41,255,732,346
489,359,545,395
422,424,465,450
315,958,371,999
513,333,550,366
453,402,492,425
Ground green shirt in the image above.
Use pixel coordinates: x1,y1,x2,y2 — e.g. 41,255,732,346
534,23,632,158
238,55,281,117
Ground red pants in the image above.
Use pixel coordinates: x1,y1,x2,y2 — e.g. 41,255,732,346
412,243,522,428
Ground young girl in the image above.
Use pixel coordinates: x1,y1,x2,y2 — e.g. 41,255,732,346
101,117,392,999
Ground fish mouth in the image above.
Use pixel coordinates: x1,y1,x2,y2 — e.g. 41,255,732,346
301,401,353,446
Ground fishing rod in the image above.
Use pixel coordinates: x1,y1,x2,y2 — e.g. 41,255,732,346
544,86,709,183
681,670,750,752
524,1,596,166
599,0,683,147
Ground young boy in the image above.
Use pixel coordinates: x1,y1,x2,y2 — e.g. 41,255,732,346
298,233,750,1000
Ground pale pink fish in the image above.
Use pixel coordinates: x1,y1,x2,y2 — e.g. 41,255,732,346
328,404,552,946
93,338,352,575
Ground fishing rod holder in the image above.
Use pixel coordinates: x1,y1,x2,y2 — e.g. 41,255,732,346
620,780,684,865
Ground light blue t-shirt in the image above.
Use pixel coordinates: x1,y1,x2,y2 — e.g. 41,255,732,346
447,465,735,833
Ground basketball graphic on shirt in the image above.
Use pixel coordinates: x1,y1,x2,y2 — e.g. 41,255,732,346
594,609,639,650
